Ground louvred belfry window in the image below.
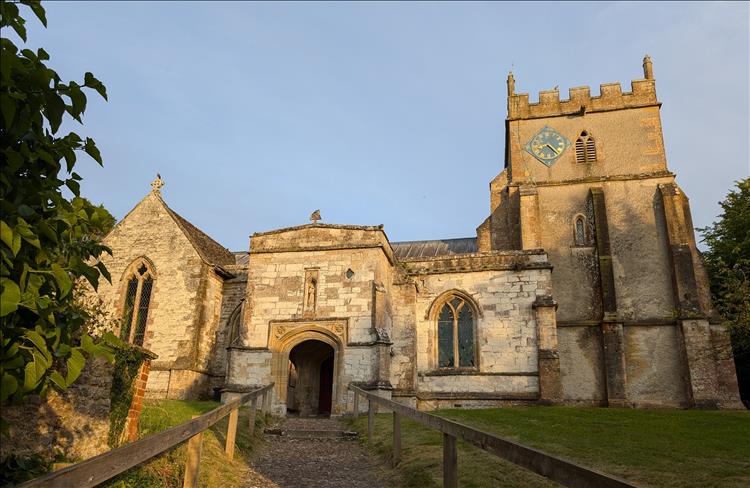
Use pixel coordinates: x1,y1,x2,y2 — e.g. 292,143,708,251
120,261,155,346
437,297,476,368
575,131,597,164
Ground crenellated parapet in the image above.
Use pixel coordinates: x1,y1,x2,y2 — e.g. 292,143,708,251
507,56,659,120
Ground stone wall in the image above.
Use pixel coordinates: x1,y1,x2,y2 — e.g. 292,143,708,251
1,353,154,462
404,253,551,402
557,326,606,403
209,269,247,392
97,191,234,399
234,225,394,415
1,358,113,461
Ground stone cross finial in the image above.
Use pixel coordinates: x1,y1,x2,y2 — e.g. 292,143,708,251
643,55,654,80
151,173,164,193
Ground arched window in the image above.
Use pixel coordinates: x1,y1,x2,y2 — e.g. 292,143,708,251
227,299,245,346
574,215,589,246
120,259,155,346
437,296,476,368
575,131,597,164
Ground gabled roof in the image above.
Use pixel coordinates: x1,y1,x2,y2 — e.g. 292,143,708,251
391,237,478,259
162,204,235,268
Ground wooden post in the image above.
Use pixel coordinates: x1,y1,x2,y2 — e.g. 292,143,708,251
392,412,401,467
367,399,375,443
183,417,203,488
353,391,359,419
248,397,258,434
225,407,238,460
443,433,458,488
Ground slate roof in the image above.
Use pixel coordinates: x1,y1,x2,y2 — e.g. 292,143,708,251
163,205,235,267
233,251,250,266
391,237,478,259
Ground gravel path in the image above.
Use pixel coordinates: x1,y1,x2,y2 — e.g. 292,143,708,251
243,417,392,488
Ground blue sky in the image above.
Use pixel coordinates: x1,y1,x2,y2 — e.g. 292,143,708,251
20,1,750,251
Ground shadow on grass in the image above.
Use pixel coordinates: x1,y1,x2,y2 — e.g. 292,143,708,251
98,399,272,488
346,406,750,488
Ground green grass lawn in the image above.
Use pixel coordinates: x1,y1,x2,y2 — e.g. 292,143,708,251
347,406,750,488
100,399,270,488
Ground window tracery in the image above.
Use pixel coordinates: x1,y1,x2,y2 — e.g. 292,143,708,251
437,295,476,369
120,259,155,346
574,215,588,246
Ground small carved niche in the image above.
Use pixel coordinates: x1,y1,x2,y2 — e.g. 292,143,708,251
303,269,319,316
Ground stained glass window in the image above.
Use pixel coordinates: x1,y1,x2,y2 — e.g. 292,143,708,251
438,304,454,367
437,296,475,369
121,260,155,345
120,278,138,342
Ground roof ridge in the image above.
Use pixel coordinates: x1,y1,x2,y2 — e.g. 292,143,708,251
161,201,235,267
391,237,477,245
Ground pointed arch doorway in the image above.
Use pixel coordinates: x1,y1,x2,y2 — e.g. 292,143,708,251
286,340,334,416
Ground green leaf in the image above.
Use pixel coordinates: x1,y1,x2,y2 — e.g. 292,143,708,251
27,1,48,27
3,354,25,370
44,91,65,133
95,261,112,284
66,178,80,196
22,354,47,392
1,373,18,402
83,72,108,100
51,263,72,298
0,93,16,128
49,371,66,390
66,81,87,120
25,329,51,364
0,220,13,249
83,138,102,165
18,204,35,218
66,348,85,385
11,17,27,42
0,278,21,316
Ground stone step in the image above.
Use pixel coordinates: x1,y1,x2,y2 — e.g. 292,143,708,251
264,428,359,440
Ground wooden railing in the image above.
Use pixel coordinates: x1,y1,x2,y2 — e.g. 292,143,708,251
20,383,275,488
350,385,639,488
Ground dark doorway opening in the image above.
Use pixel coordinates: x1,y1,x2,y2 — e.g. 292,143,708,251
286,340,334,417
318,356,334,415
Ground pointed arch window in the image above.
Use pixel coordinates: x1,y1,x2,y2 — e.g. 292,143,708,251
574,214,589,246
437,296,476,368
120,260,155,346
575,131,597,164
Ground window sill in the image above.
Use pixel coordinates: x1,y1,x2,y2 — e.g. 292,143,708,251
419,370,538,377
420,369,479,376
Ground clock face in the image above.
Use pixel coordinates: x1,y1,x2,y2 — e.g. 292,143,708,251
525,126,570,167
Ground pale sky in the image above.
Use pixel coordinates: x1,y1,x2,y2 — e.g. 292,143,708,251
20,1,750,250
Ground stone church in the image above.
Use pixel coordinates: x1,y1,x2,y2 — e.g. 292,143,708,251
94,57,742,416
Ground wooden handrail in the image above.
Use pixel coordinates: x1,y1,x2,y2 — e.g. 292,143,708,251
349,385,639,488
20,383,274,488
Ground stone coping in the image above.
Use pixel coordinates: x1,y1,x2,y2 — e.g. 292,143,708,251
252,223,385,237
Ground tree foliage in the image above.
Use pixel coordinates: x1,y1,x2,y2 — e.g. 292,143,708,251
0,0,119,424
699,178,750,355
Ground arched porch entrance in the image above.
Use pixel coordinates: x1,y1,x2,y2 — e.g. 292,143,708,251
286,340,334,416
270,324,343,417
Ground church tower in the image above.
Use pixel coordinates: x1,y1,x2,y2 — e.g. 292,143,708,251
478,57,742,408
